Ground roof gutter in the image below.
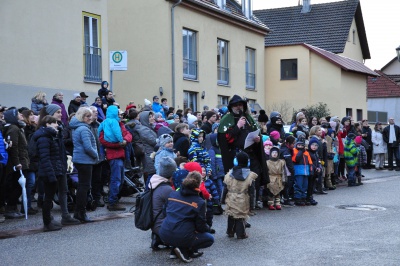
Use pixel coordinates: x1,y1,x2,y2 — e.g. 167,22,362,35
171,0,182,108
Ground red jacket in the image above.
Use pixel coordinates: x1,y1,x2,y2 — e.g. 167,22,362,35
99,122,132,160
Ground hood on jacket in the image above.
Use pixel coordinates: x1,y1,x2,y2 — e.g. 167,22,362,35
68,116,90,130
148,174,170,190
32,126,57,142
105,105,120,121
271,116,283,128
229,167,251,181
190,128,205,144
227,95,247,114
31,98,45,104
210,133,219,147
3,109,19,126
139,111,153,128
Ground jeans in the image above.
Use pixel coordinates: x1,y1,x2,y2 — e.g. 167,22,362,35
26,171,36,209
74,163,93,212
212,177,224,199
294,175,308,200
355,164,362,177
91,163,103,201
42,180,57,225
347,166,356,184
108,159,124,205
191,232,214,251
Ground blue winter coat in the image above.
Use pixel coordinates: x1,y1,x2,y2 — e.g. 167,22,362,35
204,178,220,209
0,131,8,165
154,147,176,174
152,102,165,118
91,102,106,122
159,186,210,248
69,117,98,164
98,105,123,143
31,98,48,115
208,134,224,180
33,127,64,182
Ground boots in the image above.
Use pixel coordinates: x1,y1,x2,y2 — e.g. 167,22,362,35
226,215,236,237
73,210,93,223
357,176,363,185
235,218,248,239
4,205,24,219
151,232,163,251
274,197,281,210
124,159,133,170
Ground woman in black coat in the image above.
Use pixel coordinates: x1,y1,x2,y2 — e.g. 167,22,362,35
33,115,64,232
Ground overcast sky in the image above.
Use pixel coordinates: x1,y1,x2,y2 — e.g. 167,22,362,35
252,0,400,70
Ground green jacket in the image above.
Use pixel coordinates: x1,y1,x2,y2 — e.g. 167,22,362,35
344,138,358,167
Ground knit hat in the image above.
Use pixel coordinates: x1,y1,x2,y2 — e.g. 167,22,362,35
184,162,202,173
144,99,151,106
330,116,339,122
157,157,177,178
347,133,356,140
154,112,163,120
296,131,306,140
295,139,305,148
212,123,220,133
329,121,337,129
46,104,61,116
263,140,273,146
308,138,319,149
203,105,209,111
355,136,362,145
270,131,280,140
327,128,335,137
236,151,249,167
206,111,216,120
187,114,198,125
73,93,81,99
270,111,281,119
157,133,173,147
258,110,269,123
341,116,350,125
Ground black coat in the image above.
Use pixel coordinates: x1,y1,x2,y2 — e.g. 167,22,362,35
33,127,64,182
68,100,81,115
173,132,190,158
382,124,400,147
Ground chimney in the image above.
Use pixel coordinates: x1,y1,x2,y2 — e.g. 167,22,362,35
301,0,311,13
242,0,253,19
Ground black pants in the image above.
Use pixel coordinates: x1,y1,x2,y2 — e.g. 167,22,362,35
91,163,103,201
387,146,400,168
307,174,316,200
366,148,373,167
227,215,246,237
0,164,5,207
206,207,213,228
74,163,93,212
42,179,58,225
283,176,294,200
339,157,346,177
5,170,27,207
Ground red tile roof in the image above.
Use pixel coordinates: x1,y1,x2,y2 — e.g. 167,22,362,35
301,43,378,77
367,70,400,98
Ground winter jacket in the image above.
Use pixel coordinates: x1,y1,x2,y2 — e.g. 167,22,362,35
362,126,372,146
68,100,81,115
201,121,213,135
30,98,48,115
99,121,132,161
267,116,285,141
292,148,312,176
371,130,387,154
90,120,105,162
0,131,8,165
69,117,98,164
188,129,212,175
344,138,358,167
307,149,322,176
280,144,294,176
91,102,105,122
208,134,224,180
159,186,210,247
152,102,165,118
382,124,400,147
172,169,189,190
224,167,257,219
148,175,173,235
266,159,285,196
357,145,367,166
98,105,123,143
204,178,220,209
173,132,190,158
51,98,69,126
33,127,64,182
154,147,176,174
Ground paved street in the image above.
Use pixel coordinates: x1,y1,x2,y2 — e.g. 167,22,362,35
1,169,400,266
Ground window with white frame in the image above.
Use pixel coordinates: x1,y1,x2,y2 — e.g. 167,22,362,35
368,111,388,124
83,12,102,82
183,29,197,80
245,48,256,89
183,91,197,111
218,95,229,106
217,39,229,85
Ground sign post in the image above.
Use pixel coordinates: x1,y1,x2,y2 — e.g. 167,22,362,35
109,50,128,91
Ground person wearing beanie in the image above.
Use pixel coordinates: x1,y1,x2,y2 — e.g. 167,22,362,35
208,130,225,199
344,130,359,186
266,147,285,210
280,135,296,206
68,93,82,115
153,112,169,134
188,129,212,177
224,151,257,239
306,138,322,206
354,136,367,185
267,116,285,143
308,125,328,195
154,134,176,175
325,127,337,190
269,130,281,146
201,111,217,134
46,104,62,117
291,137,312,206
263,140,273,159
148,156,176,251
187,113,198,127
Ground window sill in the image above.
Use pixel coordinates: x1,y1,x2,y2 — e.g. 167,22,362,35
84,80,102,84
246,87,257,91
280,78,298,81
183,78,199,82
217,83,230,88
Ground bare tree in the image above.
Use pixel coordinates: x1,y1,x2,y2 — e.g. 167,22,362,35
265,100,293,124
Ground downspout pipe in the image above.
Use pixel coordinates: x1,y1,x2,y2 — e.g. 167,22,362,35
171,0,182,108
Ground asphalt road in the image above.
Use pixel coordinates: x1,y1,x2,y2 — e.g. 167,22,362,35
1,169,400,266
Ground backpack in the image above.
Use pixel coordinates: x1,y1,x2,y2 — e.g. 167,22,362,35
134,183,167,231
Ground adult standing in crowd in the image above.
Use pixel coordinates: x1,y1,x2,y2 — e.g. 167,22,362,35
31,91,48,115
201,111,217,135
79,92,89,107
361,119,373,169
101,90,115,113
152,96,165,118
51,92,69,126
91,97,106,122
68,93,82,115
69,107,98,222
371,122,386,170
382,117,400,171
218,95,269,211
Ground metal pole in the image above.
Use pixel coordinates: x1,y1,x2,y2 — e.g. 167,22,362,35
110,70,113,92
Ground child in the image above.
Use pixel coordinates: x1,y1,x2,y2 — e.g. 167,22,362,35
344,133,359,187
154,134,176,174
292,139,313,206
202,167,220,233
153,112,169,133
188,129,212,177
98,105,123,143
266,147,286,210
354,136,366,185
224,152,257,239
325,128,337,189
269,130,281,146
263,140,273,160
172,156,188,190
208,132,225,199
306,139,321,206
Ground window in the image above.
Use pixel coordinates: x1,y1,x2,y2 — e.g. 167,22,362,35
218,95,229,106
217,39,229,85
183,91,197,111
183,29,197,80
356,109,363,121
352,29,356,44
281,59,297,80
245,48,256,89
346,108,353,117
368,111,388,124
83,12,102,82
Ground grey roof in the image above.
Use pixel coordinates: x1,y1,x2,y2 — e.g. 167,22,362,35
253,0,370,59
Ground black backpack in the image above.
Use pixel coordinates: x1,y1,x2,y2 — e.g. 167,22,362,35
134,183,167,231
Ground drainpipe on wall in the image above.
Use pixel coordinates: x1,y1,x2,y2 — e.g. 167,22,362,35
171,0,182,108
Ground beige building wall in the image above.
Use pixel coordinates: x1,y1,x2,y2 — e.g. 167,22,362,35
341,18,363,62
108,0,266,111
0,1,108,108
340,71,367,119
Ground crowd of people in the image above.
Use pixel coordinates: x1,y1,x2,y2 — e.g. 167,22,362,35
0,81,397,263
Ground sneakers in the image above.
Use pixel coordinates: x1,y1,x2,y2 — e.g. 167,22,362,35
61,215,81,225
268,205,276,210
43,221,62,232
275,205,282,210
107,203,126,211
169,249,177,259
189,250,204,258
174,247,193,263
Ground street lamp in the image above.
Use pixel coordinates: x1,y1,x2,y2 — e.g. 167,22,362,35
396,46,400,61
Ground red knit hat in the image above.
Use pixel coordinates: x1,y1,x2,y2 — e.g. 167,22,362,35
184,162,202,173
355,136,362,145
